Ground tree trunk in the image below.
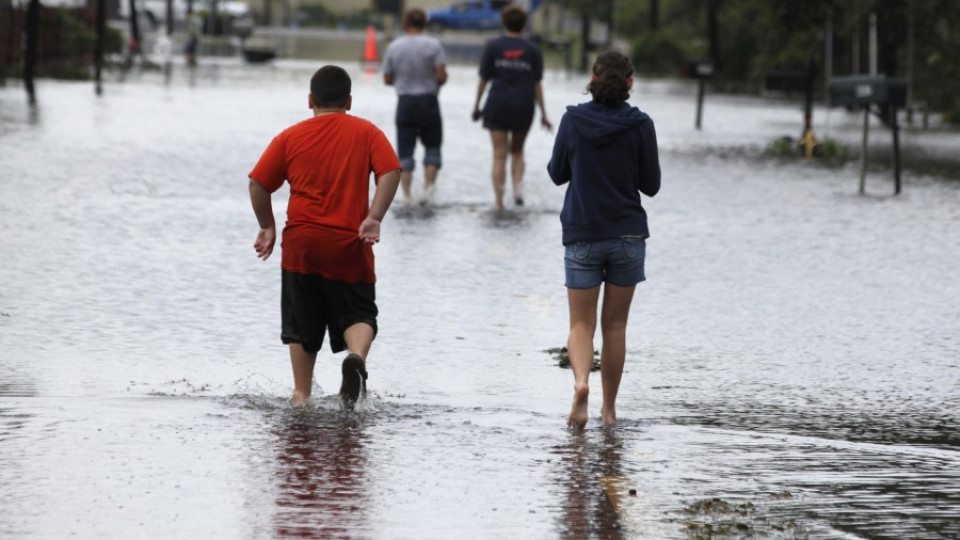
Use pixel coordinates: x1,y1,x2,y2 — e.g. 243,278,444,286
579,12,590,73
128,0,141,56
707,0,720,68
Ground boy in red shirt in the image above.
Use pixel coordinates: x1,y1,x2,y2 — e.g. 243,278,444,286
249,65,401,408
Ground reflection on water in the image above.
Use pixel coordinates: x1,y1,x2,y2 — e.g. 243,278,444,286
554,430,627,540
272,409,370,539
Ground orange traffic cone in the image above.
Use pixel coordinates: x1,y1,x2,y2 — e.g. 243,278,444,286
362,25,378,71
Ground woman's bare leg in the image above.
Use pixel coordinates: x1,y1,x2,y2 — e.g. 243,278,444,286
489,130,509,210
509,130,528,205
567,286,601,428
599,283,636,426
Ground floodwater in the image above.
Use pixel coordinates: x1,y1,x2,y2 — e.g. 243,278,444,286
2,58,959,540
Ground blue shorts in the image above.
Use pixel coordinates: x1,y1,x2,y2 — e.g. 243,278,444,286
396,94,442,171
564,237,646,289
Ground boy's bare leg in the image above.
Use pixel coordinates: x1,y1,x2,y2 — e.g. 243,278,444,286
400,170,414,206
489,130,509,210
289,343,318,407
340,322,375,404
343,322,375,360
599,283,635,426
567,286,600,428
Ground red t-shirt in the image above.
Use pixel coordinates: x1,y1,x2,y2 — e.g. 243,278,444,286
249,113,400,283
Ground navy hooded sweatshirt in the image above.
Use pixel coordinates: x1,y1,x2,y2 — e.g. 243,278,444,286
547,101,660,245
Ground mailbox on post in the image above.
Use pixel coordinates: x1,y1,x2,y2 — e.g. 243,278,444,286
683,60,715,80
828,76,907,108
682,60,715,130
827,75,908,195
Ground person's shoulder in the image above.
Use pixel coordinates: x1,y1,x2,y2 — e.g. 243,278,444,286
277,116,316,138
485,35,507,47
341,113,384,134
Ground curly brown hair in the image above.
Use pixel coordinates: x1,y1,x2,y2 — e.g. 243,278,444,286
587,50,634,106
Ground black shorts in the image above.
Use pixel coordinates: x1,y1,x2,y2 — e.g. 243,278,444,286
280,270,378,354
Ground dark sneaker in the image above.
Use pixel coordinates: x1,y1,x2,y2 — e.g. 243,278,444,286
339,353,368,406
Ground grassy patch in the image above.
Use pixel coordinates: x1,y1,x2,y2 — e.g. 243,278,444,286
545,346,600,371
680,496,808,539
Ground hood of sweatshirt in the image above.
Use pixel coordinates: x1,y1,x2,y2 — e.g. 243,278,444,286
564,101,650,147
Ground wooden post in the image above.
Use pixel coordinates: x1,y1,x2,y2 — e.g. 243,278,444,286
695,78,705,130
858,108,869,195
891,105,902,195
824,12,832,105
23,0,39,103
95,0,105,95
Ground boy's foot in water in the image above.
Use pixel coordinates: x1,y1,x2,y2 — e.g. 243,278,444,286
339,353,368,407
291,390,310,408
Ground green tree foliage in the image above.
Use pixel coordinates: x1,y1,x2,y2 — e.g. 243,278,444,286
607,0,960,122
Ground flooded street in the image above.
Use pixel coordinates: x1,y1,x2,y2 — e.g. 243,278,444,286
2,59,959,539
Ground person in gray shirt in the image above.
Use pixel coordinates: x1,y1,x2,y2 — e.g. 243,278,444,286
383,8,448,206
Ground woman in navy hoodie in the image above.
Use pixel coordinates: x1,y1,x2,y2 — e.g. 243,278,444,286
547,50,661,428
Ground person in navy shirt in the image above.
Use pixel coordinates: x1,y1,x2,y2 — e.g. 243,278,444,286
547,50,661,428
472,5,551,210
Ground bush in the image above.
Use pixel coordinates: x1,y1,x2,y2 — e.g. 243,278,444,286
943,100,960,126
631,28,695,76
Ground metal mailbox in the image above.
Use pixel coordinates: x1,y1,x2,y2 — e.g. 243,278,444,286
828,76,907,107
682,60,715,80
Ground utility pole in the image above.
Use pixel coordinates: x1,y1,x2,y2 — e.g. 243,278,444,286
95,0,105,94
23,0,39,103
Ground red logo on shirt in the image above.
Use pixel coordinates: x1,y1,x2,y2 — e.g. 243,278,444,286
503,49,524,59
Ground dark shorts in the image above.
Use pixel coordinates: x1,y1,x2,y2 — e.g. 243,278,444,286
482,116,531,133
281,270,378,354
396,94,443,171
482,96,534,133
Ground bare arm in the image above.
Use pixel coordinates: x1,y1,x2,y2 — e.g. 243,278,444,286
383,72,394,86
435,64,448,87
535,82,552,131
248,177,276,260
472,78,488,121
358,168,401,244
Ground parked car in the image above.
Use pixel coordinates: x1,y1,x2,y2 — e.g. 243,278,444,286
426,0,511,32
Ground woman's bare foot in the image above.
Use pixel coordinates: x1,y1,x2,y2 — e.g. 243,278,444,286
291,390,310,408
567,383,590,429
601,404,617,426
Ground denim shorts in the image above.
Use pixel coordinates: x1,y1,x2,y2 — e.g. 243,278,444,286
564,237,646,289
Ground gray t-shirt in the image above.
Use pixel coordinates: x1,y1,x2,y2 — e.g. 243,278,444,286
383,34,446,96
